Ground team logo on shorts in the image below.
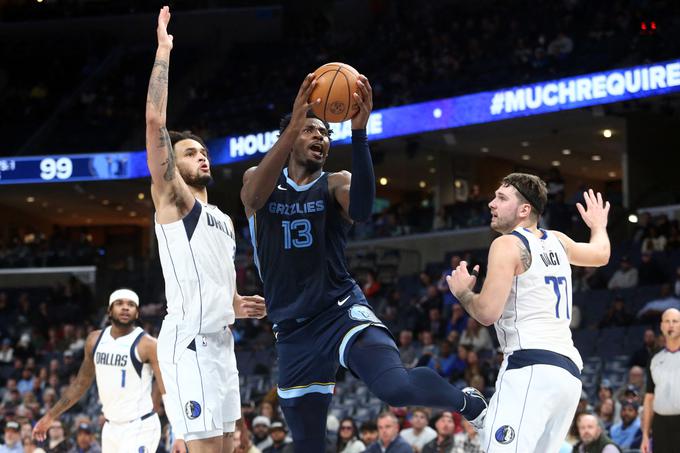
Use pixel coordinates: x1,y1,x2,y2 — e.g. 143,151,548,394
348,305,380,323
185,401,201,419
495,425,515,444
138,447,148,453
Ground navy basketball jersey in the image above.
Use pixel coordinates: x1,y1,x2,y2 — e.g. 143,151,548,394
248,168,357,323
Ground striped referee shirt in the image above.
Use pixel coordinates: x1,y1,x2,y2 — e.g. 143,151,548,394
646,347,680,415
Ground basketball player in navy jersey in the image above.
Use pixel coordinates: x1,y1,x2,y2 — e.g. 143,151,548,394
241,75,487,452
447,175,610,452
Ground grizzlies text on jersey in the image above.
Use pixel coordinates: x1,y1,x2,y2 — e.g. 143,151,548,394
248,168,357,323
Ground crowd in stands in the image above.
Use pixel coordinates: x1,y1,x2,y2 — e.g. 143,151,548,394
3,0,680,155
0,228,100,270
3,206,678,451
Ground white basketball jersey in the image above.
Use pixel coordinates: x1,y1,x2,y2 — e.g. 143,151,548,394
495,228,583,370
93,326,153,422
155,200,237,335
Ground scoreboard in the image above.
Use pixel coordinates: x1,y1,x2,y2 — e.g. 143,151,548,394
0,153,149,185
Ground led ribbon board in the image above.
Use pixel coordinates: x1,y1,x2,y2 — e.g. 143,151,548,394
2,59,679,185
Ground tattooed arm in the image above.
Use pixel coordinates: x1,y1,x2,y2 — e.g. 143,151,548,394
145,6,193,222
32,331,100,441
447,235,521,326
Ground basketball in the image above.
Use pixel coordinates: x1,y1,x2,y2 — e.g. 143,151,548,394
309,62,361,123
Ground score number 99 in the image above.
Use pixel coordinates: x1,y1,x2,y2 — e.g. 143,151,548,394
40,157,73,180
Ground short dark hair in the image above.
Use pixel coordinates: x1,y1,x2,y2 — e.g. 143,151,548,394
501,173,548,218
168,130,209,155
359,421,377,432
278,111,332,137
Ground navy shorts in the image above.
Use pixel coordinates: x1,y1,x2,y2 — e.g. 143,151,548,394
273,285,388,402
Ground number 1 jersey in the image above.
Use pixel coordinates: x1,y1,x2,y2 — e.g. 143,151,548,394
93,326,153,423
248,169,357,324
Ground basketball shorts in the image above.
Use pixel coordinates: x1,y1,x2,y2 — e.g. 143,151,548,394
158,322,240,441
481,349,582,452
101,412,161,453
274,285,390,405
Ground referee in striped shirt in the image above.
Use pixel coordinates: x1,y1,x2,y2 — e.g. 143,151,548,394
641,308,680,453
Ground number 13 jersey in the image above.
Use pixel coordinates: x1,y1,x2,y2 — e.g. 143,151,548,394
496,228,582,370
248,169,357,324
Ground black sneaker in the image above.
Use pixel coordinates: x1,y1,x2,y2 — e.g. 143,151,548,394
462,387,488,431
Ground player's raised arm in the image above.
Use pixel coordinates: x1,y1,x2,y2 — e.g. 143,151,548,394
330,75,375,222
552,189,611,267
241,75,319,216
145,6,193,217
32,331,100,441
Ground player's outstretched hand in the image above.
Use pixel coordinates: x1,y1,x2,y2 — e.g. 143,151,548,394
576,189,610,231
446,261,479,299
235,295,267,319
157,6,173,50
171,439,187,453
290,74,320,129
351,75,373,129
32,414,53,442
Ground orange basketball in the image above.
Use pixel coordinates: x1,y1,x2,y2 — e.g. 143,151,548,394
309,62,361,123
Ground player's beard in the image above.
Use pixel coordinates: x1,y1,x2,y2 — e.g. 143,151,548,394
490,214,517,234
110,314,136,329
181,168,213,188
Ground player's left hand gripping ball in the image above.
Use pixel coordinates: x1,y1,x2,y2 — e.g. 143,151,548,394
351,75,373,129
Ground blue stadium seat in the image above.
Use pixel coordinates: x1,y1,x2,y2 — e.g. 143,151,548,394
573,329,598,357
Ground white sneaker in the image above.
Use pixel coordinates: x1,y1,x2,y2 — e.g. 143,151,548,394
462,386,488,431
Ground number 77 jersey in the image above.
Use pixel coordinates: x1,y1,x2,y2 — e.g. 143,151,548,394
248,169,358,324
497,228,583,370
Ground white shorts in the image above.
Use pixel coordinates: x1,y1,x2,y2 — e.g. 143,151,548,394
101,413,161,453
482,355,581,452
159,324,240,442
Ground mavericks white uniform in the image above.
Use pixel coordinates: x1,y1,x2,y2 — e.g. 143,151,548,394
93,326,161,452
155,199,240,441
483,228,583,452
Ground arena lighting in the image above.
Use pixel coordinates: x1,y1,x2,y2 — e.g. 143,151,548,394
3,58,680,185
419,181,427,188
562,149,571,155
521,154,530,160
592,155,602,161
551,160,561,167
628,214,639,223
480,147,489,153
603,129,613,138
379,177,388,186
